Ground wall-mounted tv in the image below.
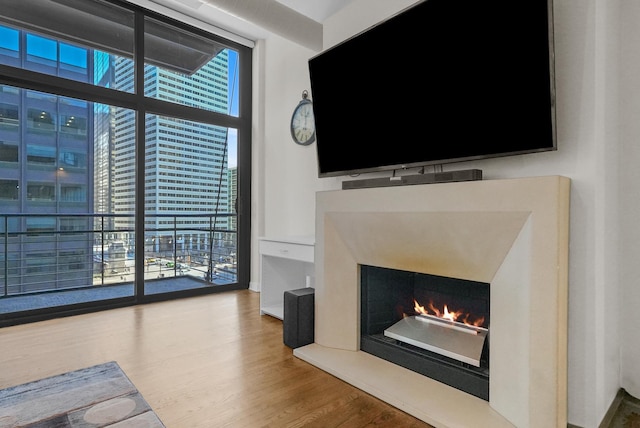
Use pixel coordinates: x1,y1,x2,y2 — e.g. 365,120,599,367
309,0,556,178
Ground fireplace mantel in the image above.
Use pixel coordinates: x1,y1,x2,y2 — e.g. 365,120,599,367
294,175,570,428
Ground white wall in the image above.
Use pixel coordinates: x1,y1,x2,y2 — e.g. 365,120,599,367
618,0,640,402
258,35,320,239
261,35,318,237
254,0,638,426
250,33,324,290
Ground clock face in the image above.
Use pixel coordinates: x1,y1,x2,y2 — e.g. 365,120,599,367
291,100,316,145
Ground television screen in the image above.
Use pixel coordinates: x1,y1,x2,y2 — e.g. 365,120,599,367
309,0,556,178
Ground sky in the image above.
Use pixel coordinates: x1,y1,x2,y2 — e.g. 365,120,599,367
227,50,239,169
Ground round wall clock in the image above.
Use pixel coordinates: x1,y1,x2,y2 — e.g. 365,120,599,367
290,90,316,146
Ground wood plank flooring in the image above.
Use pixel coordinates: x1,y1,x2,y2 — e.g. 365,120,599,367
0,289,434,428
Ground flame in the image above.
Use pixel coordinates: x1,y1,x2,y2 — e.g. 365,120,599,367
413,299,485,327
442,305,457,322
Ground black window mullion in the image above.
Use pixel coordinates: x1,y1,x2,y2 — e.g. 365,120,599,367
0,64,138,111
134,9,146,300
235,44,252,288
143,97,240,129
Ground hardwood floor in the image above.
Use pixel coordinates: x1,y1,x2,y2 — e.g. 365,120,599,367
0,289,434,427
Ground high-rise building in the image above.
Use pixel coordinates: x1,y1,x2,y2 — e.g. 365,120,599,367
0,25,95,292
111,52,232,259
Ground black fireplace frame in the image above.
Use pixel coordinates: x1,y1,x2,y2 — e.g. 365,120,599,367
360,265,490,400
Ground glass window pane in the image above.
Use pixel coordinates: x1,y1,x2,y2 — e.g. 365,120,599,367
0,26,19,52
0,86,138,292
0,84,134,210
0,179,19,199
60,43,88,68
59,217,88,232
0,0,135,90
0,143,18,162
26,217,56,233
25,252,56,272
58,250,85,272
144,113,237,287
26,34,57,62
60,115,88,136
59,149,87,168
26,145,56,165
60,184,87,202
0,103,19,127
0,216,20,233
26,90,56,103
27,109,56,132
27,183,55,200
144,17,239,116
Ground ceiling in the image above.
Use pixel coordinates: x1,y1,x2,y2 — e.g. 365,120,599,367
144,0,357,51
272,0,356,22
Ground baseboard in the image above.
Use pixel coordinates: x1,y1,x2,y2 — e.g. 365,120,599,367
249,281,260,292
567,388,631,428
542,388,635,428
598,388,627,428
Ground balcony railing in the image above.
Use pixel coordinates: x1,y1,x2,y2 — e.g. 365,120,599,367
1,213,237,298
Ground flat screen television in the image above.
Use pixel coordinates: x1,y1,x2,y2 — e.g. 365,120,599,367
309,0,556,178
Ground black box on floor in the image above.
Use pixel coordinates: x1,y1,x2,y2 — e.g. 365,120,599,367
283,287,315,348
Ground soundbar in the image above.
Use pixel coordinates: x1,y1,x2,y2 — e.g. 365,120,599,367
341,169,483,190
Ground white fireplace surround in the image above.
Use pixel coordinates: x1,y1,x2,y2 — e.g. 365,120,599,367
294,175,570,428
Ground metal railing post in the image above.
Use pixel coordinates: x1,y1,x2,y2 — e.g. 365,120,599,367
101,215,105,285
3,215,8,297
173,215,177,275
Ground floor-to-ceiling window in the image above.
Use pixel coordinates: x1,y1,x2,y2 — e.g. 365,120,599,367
0,0,251,325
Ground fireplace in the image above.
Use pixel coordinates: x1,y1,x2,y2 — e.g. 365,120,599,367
360,265,490,400
293,175,570,428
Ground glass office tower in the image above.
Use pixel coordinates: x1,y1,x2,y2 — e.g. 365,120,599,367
111,50,233,262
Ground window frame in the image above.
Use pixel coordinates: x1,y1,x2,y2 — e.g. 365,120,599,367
0,0,252,312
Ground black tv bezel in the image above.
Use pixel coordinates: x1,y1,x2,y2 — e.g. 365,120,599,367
309,0,557,179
